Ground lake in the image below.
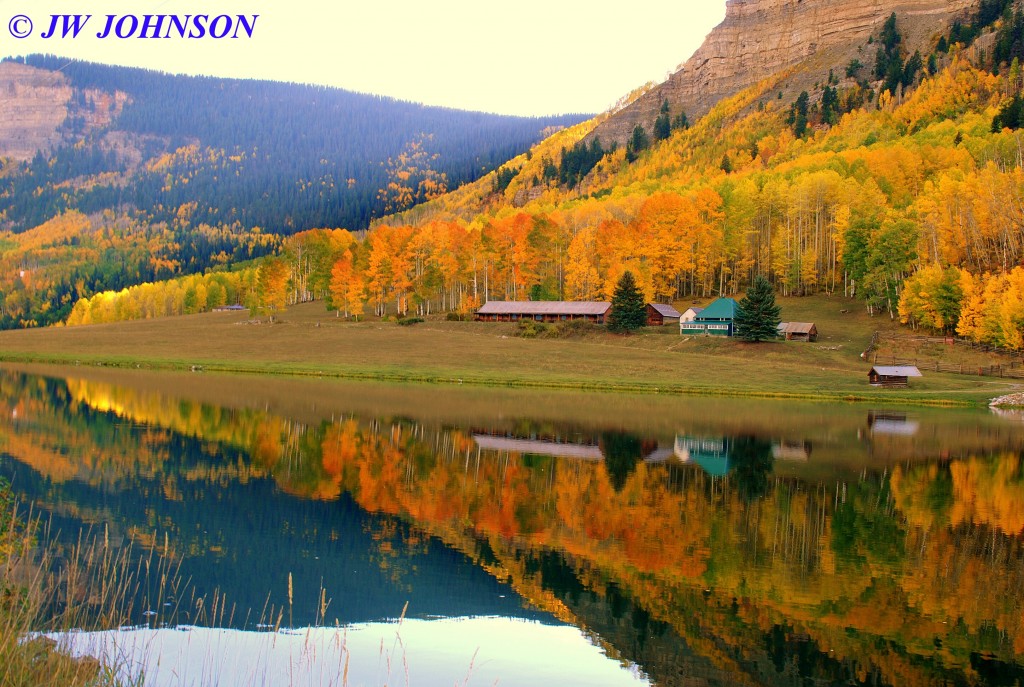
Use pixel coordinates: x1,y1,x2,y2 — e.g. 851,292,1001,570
2,363,1024,686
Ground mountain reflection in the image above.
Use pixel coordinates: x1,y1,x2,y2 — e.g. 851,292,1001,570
3,367,1024,686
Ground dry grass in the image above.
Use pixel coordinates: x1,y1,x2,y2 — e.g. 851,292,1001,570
0,296,1016,405
0,480,188,687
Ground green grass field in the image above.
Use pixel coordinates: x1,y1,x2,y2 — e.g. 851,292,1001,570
0,296,1016,406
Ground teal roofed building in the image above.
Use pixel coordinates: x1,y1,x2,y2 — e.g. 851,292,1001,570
679,297,739,337
674,436,731,476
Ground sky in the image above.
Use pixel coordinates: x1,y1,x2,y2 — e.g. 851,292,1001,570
54,618,651,686
0,0,727,116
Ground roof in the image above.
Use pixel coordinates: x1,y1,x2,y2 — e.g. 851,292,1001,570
473,434,603,461
648,303,682,318
695,298,738,321
477,301,610,316
683,307,704,315
781,322,816,334
870,366,923,377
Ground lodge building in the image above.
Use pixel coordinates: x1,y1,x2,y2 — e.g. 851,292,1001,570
474,301,611,323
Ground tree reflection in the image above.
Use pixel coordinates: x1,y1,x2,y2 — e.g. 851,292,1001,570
5,370,1024,686
728,435,774,501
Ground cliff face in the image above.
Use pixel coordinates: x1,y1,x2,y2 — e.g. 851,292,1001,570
591,0,976,145
0,62,125,161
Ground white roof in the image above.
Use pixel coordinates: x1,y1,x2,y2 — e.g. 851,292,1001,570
871,366,922,377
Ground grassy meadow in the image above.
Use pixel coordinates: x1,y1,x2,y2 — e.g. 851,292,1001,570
0,296,1016,406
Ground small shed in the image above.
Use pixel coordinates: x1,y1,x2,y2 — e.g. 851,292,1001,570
868,365,923,388
646,303,682,326
779,322,818,342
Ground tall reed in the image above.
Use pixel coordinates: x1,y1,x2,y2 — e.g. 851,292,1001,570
0,479,184,686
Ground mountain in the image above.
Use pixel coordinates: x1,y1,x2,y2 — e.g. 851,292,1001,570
0,56,587,234
591,0,976,144
0,56,587,328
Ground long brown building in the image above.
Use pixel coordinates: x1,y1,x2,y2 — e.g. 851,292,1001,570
475,301,611,323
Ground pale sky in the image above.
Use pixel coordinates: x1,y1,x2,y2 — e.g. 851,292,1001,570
0,0,726,116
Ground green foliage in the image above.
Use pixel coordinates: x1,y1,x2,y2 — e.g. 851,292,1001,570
396,316,424,326
734,276,781,342
8,56,586,237
992,94,1024,131
729,436,775,501
492,166,519,194
625,125,650,163
515,319,549,338
873,14,921,95
831,480,906,565
671,111,689,131
541,157,559,184
720,154,733,174
559,138,606,187
607,271,646,334
993,6,1024,67
788,91,810,137
653,99,672,141
879,13,901,53
846,59,863,78
899,266,963,334
821,86,840,125
600,430,644,491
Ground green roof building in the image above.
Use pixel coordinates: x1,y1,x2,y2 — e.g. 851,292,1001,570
679,297,739,337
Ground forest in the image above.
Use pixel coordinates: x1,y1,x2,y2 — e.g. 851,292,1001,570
0,56,585,328
16,5,1024,352
58,7,1024,352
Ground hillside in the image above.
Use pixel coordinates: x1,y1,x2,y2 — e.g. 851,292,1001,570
0,57,587,328
13,0,1024,360
591,0,976,145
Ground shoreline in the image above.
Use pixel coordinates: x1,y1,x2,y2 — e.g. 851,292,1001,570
0,298,1015,410
0,350,985,408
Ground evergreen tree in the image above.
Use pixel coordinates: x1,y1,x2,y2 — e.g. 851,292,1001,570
625,125,649,163
653,99,672,141
788,92,810,137
607,271,647,333
821,85,840,125
734,275,781,342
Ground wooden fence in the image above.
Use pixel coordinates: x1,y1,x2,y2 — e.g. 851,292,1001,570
868,354,1024,378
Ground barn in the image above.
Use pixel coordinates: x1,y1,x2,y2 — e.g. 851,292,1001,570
868,365,923,387
646,303,682,326
779,322,818,342
475,301,611,323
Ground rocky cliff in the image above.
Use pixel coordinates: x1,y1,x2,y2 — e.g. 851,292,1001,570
0,61,125,161
591,0,977,145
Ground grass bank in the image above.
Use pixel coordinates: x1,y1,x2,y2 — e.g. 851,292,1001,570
0,477,179,687
0,297,1015,406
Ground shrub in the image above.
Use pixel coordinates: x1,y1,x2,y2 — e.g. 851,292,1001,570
515,320,549,338
547,319,600,338
396,317,424,326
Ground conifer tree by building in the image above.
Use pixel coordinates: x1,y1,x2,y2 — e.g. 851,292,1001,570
608,271,647,333
734,275,781,342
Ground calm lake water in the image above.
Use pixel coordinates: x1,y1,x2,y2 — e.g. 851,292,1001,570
3,364,1024,686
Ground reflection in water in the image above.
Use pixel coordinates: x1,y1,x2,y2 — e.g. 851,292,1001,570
4,367,1024,685
54,618,649,687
